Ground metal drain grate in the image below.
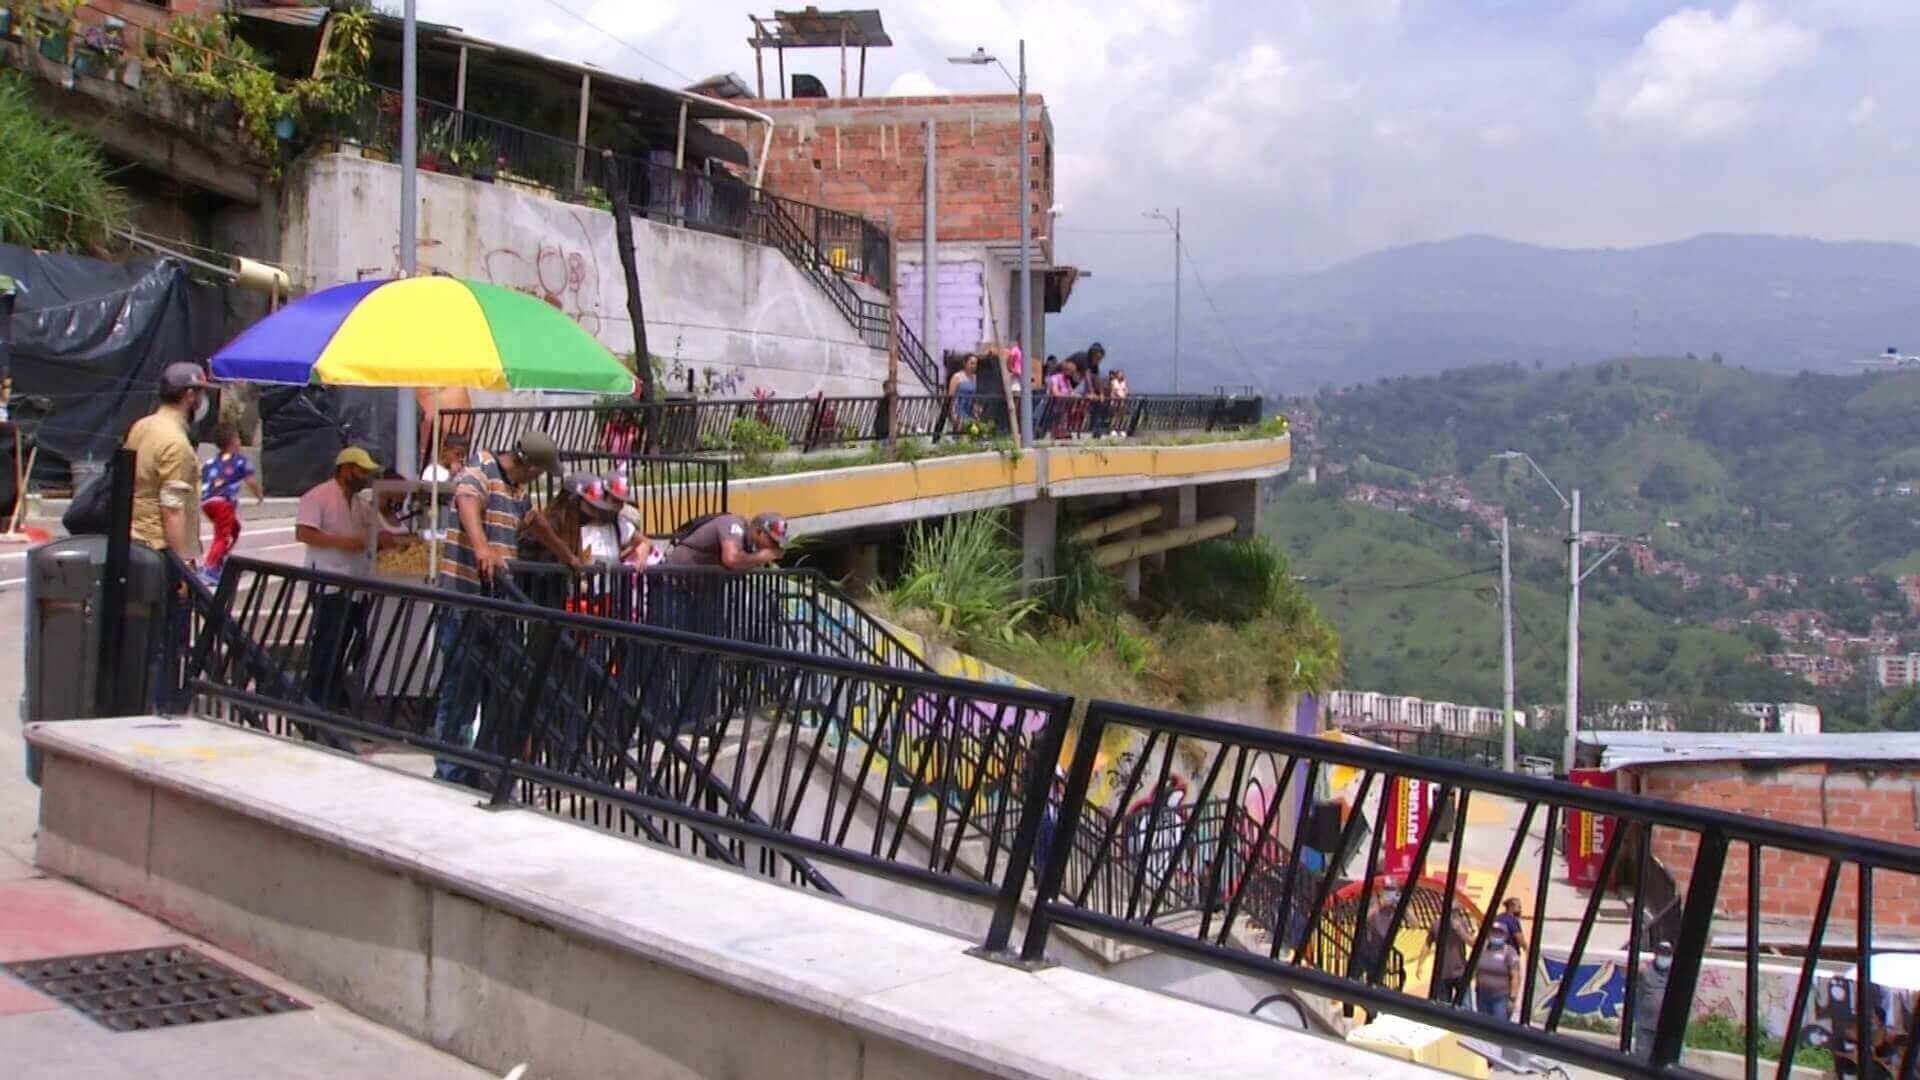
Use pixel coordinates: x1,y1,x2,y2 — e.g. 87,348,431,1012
4,946,307,1031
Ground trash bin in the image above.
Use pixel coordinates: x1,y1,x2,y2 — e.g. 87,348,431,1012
23,536,169,783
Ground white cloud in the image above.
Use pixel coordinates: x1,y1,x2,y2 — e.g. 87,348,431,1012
1848,95,1877,127
881,71,947,97
1590,1,1818,140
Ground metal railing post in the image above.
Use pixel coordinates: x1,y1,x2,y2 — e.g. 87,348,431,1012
980,696,1076,957
1019,707,1106,963
1650,826,1728,1068
486,620,563,808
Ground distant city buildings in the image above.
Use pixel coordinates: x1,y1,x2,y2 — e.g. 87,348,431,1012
1876,653,1920,689
1331,691,1819,736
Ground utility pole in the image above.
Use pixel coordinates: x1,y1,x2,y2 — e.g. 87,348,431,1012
1015,40,1033,448
1564,488,1582,774
395,0,418,476
1501,515,1516,773
923,121,938,382
1145,207,1182,392
1172,207,1181,393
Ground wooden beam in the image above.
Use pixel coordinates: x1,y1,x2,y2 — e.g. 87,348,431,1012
453,45,467,141
858,45,867,96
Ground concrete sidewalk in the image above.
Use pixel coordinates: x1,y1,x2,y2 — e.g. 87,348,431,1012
0,853,497,1080
0,570,496,1079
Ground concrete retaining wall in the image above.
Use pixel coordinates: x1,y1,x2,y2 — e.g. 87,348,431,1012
28,718,1435,1080
281,153,889,400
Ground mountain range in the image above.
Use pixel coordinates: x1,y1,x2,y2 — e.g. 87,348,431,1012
1053,234,1920,394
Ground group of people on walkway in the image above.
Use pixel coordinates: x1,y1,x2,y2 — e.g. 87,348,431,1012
118,363,794,771
939,341,1130,439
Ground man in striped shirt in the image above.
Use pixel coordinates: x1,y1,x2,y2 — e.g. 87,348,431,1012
432,429,571,787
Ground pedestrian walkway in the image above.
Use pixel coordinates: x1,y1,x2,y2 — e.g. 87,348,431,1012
0,578,495,1079
0,856,494,1079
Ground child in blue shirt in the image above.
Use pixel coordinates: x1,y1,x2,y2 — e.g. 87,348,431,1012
200,422,262,575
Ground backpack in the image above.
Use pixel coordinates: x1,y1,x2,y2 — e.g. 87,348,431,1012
62,471,114,536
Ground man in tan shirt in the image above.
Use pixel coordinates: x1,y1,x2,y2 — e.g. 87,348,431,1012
125,362,210,567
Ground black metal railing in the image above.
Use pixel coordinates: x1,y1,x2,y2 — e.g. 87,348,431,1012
1024,699,1920,1078
438,392,1267,460
1339,724,1502,768
159,550,1920,1078
541,452,728,540
180,556,1073,947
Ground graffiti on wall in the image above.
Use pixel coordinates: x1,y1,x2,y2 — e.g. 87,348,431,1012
481,221,606,340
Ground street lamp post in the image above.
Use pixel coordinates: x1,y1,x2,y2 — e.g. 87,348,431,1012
1493,451,1644,774
1492,451,1576,772
1499,514,1516,773
949,44,1033,448
395,0,419,476
1145,208,1181,392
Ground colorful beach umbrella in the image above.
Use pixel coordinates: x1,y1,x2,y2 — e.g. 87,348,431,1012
209,277,635,394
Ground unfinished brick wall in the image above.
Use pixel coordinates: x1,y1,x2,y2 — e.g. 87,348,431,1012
716,95,1054,253
1628,762,1920,933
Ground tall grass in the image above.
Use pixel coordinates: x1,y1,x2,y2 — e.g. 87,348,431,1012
1163,537,1296,624
883,511,1041,646
0,74,130,252
1047,536,1118,621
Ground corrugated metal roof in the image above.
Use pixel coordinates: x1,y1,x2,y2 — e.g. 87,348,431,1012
1591,731,1920,769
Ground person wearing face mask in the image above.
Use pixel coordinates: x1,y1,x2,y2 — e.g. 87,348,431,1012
125,362,213,569
296,447,408,706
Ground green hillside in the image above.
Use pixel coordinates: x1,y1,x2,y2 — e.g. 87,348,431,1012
1304,358,1920,581
1265,485,1785,711
1271,357,1920,728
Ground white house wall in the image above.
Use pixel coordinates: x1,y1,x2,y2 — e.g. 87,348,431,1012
281,153,889,401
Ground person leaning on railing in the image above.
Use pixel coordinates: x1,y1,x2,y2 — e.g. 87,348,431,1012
429,430,568,790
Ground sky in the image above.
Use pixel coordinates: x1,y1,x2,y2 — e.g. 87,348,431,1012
417,1,1920,282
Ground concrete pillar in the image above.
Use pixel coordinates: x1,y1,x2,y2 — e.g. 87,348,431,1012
1145,484,1196,573
1197,479,1262,540
841,543,882,595
1119,521,1142,601
1016,496,1058,596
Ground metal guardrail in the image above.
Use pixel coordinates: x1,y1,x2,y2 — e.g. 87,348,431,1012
542,452,728,540
1339,724,1502,769
163,558,1920,1078
179,556,1072,949
1027,699,1920,1078
439,393,1266,459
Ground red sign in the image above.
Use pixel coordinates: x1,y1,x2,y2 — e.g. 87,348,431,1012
1564,768,1618,888
1382,776,1433,876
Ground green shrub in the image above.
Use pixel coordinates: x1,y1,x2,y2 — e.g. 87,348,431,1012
883,511,1040,646
1162,537,1297,624
0,73,129,251
1047,537,1118,621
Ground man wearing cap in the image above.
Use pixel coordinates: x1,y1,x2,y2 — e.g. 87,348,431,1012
665,509,788,571
124,362,212,566
431,430,570,788
296,447,408,707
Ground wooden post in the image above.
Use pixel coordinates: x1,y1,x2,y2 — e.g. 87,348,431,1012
605,151,656,403
574,73,592,193
838,21,847,98
777,46,786,99
749,16,765,98
454,45,468,140
859,46,867,96
885,210,899,445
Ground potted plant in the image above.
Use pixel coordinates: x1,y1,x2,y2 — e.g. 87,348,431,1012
72,22,117,79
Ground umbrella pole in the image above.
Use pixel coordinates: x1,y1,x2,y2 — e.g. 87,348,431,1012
429,410,442,584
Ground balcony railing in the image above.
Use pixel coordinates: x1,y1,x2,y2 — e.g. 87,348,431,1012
439,393,1267,459
315,82,891,288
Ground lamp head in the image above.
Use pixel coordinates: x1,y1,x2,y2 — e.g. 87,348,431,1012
949,47,994,65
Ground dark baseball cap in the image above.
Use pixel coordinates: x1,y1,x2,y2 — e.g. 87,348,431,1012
751,511,789,549
161,362,210,392
515,429,562,476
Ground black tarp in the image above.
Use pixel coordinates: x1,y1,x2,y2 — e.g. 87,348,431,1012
258,385,396,497
0,244,224,489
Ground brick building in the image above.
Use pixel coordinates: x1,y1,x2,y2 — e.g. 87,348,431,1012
1877,653,1920,689
713,92,1082,367
1595,733,1920,934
